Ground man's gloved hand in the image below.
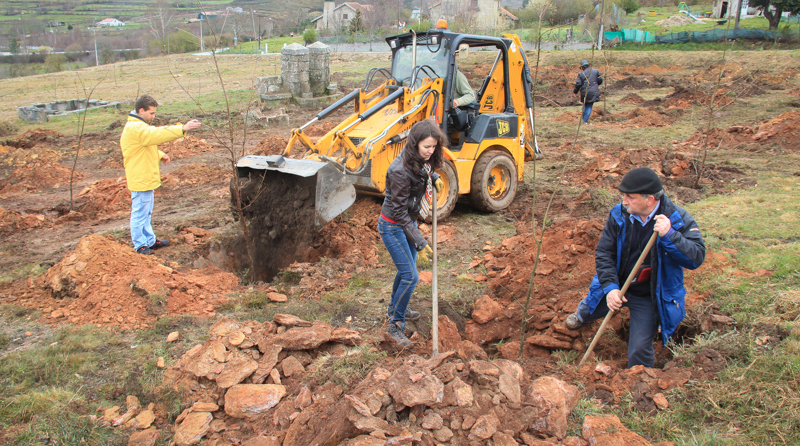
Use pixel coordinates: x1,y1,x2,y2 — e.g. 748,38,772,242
434,177,444,194
418,244,433,264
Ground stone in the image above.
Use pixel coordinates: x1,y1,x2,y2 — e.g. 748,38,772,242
173,411,212,445
330,327,363,345
494,359,524,381
227,330,246,346
267,292,287,302
297,385,313,408
273,322,332,350
272,313,311,328
433,427,454,442
465,319,514,345
498,341,522,360
193,402,219,412
251,343,281,383
340,436,387,446
167,331,180,342
385,365,444,407
472,295,503,324
270,368,282,385
448,377,473,407
281,355,305,377
493,431,520,446
242,436,281,446
216,353,259,388
456,339,488,361
653,393,669,410
583,415,654,445
224,384,287,418
179,340,227,379
470,413,500,440
499,373,522,404
128,428,160,446
527,376,580,440
156,357,165,368
132,409,155,429
208,318,241,338
421,412,444,430
526,334,573,350
437,315,461,352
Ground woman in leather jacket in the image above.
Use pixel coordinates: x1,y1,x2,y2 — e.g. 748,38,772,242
379,119,446,347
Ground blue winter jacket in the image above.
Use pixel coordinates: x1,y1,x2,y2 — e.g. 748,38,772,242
584,195,705,343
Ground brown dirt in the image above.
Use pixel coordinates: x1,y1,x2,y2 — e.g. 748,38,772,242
0,207,48,234
163,163,228,187
619,93,646,105
6,234,241,330
70,177,132,219
0,146,62,167
0,159,84,197
611,76,668,90
616,107,677,128
3,128,63,149
675,111,800,151
252,134,289,156
159,135,216,160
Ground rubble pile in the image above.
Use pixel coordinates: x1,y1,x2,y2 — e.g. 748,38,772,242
71,177,131,219
104,314,701,445
163,163,228,187
0,207,47,234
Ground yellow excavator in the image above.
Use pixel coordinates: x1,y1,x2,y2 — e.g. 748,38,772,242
233,23,541,278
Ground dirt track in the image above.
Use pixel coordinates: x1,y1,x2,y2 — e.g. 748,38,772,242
1,53,799,445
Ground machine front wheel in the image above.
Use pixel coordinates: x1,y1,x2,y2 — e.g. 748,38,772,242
468,150,518,212
424,159,458,223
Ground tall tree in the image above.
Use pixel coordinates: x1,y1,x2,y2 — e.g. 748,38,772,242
749,0,800,30
147,0,176,40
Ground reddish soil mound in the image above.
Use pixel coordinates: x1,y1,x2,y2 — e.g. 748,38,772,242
163,163,228,187
160,136,215,160
282,198,383,299
9,234,240,329
98,149,123,169
611,76,667,90
0,159,84,197
0,146,62,166
676,111,800,150
252,135,289,156
4,128,62,149
73,177,131,219
562,147,673,189
618,93,645,105
0,207,47,234
645,86,733,109
617,107,675,128
304,121,339,139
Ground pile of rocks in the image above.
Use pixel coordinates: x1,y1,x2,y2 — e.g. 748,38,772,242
110,313,684,446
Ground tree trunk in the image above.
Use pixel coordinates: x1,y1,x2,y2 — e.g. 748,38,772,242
763,7,783,30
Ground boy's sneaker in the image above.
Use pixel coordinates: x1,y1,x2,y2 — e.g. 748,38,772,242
387,322,412,348
387,306,421,321
565,312,583,330
136,246,154,255
150,240,170,249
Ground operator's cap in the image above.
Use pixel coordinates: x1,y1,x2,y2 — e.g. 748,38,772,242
580,60,590,68
618,167,663,195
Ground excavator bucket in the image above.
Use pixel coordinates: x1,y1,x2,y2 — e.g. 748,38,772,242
235,155,356,229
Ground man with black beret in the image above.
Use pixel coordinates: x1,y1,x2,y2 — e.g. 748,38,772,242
565,167,706,368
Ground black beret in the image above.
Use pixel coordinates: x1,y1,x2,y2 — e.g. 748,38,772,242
617,167,662,195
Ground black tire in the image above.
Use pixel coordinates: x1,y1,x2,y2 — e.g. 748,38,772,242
469,150,518,212
424,159,458,223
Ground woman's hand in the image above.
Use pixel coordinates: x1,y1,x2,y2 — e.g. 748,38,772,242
434,178,444,194
418,245,433,263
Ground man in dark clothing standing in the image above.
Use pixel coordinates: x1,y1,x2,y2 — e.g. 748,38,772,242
573,60,603,124
565,167,706,368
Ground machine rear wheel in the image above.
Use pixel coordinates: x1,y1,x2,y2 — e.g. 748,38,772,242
468,150,518,212
424,159,458,223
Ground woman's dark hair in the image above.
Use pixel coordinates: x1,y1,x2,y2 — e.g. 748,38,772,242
401,119,447,173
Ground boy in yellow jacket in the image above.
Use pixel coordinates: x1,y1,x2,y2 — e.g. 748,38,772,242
120,95,201,255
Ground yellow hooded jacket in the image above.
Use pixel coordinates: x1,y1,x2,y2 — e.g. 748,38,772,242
120,114,184,191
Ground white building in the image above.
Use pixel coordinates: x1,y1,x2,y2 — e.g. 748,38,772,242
95,18,125,27
312,1,373,31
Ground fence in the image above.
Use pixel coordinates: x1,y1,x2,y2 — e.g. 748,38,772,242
605,27,777,44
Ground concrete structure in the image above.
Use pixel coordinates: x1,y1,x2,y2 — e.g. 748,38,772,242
711,0,754,19
255,42,341,113
18,99,123,123
312,1,373,32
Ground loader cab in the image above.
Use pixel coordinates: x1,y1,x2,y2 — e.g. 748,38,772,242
386,29,517,151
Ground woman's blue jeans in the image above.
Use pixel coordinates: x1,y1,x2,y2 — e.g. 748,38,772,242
130,190,156,251
378,216,419,325
582,102,594,123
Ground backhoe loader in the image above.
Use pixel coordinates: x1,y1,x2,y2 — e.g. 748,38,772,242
232,23,541,279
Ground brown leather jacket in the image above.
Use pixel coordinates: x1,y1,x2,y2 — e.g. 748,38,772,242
380,152,438,251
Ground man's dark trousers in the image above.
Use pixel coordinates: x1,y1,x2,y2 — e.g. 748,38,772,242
575,291,658,368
